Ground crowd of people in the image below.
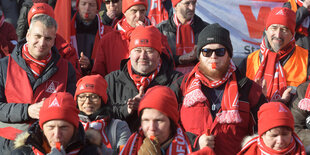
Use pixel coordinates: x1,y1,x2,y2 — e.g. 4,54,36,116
0,0,310,154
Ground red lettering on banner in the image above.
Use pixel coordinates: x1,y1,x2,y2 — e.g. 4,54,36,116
240,5,271,39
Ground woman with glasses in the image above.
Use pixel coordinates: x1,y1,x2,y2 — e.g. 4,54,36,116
75,74,131,155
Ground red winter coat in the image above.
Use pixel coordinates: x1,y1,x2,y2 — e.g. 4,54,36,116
0,19,17,58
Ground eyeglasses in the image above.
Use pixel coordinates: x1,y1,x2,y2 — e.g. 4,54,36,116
77,94,100,102
201,48,226,57
104,0,120,4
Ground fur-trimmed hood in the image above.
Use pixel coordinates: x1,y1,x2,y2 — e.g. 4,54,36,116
14,131,31,149
241,134,258,148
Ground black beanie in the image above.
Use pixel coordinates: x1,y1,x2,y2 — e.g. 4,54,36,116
196,23,233,58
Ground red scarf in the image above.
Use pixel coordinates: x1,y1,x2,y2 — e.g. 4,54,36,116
183,60,242,124
70,13,105,59
254,37,295,101
80,118,112,148
173,14,194,56
116,17,151,40
127,59,161,90
148,0,169,26
298,83,310,111
22,43,52,79
120,127,192,155
239,133,306,155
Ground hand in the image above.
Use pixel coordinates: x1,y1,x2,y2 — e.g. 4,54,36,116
254,78,267,97
178,46,197,65
79,52,91,69
135,20,145,27
198,134,215,149
127,86,144,114
138,136,160,155
85,128,102,146
303,0,310,10
47,146,66,155
28,99,44,119
106,10,116,19
271,87,292,105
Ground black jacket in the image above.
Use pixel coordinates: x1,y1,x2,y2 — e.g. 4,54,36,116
105,54,183,132
156,14,209,65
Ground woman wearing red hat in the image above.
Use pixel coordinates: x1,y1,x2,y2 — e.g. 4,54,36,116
238,102,306,155
75,74,131,154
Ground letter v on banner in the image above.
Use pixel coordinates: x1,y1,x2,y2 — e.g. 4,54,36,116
239,5,271,39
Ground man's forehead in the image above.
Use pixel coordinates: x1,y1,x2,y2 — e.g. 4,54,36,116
80,0,97,3
268,24,289,29
180,0,197,3
128,4,146,10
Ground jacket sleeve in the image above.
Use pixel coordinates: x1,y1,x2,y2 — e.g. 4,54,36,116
16,5,29,41
170,75,185,105
291,82,310,147
66,63,77,96
0,58,30,123
114,120,131,153
92,38,108,77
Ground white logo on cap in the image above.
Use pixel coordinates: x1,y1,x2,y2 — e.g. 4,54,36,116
79,85,85,90
278,104,288,113
46,82,56,93
135,39,140,45
31,8,36,13
276,10,284,16
207,38,214,41
48,98,60,108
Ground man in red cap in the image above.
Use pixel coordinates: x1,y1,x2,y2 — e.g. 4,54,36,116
0,14,77,154
240,7,310,103
12,92,100,154
157,0,209,74
91,0,152,77
71,0,112,76
238,102,306,154
120,86,215,154
105,26,182,132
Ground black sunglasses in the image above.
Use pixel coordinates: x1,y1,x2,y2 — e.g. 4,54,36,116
104,0,120,4
201,48,226,57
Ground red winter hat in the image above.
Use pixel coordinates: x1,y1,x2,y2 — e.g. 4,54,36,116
265,7,296,34
258,102,294,136
138,86,179,125
75,74,108,104
171,0,182,7
129,26,163,53
28,3,55,26
39,92,80,129
122,0,148,13
76,0,101,10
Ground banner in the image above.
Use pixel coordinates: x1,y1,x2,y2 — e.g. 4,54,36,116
196,0,287,60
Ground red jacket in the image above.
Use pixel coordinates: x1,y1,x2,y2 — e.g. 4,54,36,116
0,18,17,58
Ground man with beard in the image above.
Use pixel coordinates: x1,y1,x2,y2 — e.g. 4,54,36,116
157,0,209,74
171,23,266,155
240,7,310,102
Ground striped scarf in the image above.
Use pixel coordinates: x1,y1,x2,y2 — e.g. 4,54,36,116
22,43,51,79
148,0,169,26
298,83,310,111
173,14,194,56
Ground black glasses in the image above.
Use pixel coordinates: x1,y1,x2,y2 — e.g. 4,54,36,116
77,94,100,102
104,0,120,4
201,48,226,57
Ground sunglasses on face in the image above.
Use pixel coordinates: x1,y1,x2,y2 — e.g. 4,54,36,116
104,0,119,4
201,48,226,57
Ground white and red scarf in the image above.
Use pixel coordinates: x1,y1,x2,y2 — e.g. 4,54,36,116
173,14,194,56
120,127,192,155
80,118,112,148
239,133,306,155
0,14,4,28
70,13,105,59
254,37,295,101
22,43,51,79
127,59,161,90
290,0,309,36
298,83,310,111
183,60,242,124
148,0,169,26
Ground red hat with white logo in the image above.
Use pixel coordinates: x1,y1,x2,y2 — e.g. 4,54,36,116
28,3,55,26
265,7,296,34
258,102,294,136
122,0,148,14
39,92,80,129
129,26,163,53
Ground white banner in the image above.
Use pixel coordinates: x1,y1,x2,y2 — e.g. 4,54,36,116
196,0,287,59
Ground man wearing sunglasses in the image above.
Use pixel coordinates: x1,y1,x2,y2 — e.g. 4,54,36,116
157,0,209,74
240,7,310,103
99,0,123,27
171,23,266,155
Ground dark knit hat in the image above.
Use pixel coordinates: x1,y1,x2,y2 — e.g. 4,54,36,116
196,23,233,58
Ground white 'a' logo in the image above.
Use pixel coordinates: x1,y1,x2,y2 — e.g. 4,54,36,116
276,10,284,16
48,98,60,108
32,8,36,13
46,82,56,93
278,104,288,113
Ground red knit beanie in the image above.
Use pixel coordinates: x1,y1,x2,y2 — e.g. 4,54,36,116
138,86,179,125
39,92,80,129
28,3,55,26
171,0,182,7
129,26,163,53
76,0,101,10
75,74,108,104
122,0,148,13
258,102,294,136
265,7,296,34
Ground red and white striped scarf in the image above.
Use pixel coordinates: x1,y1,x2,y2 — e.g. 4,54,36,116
183,60,242,124
80,118,112,148
255,37,295,101
0,14,4,27
173,14,194,56
120,127,192,155
298,83,310,111
148,0,169,26
127,59,161,90
22,43,52,79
